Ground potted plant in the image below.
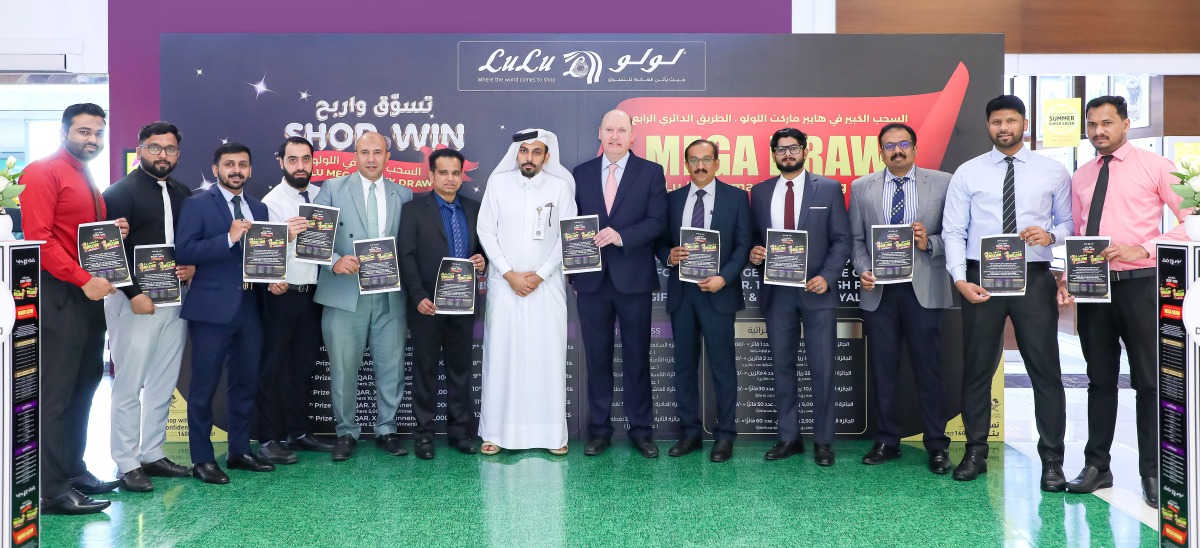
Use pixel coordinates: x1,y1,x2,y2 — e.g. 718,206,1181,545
1170,158,1200,241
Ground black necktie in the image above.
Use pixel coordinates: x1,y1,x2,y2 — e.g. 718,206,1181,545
1002,157,1017,234
1085,155,1114,237
232,195,245,220
691,189,707,228
299,190,310,204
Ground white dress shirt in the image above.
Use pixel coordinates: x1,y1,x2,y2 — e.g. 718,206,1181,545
600,150,630,192
262,180,321,285
770,171,806,229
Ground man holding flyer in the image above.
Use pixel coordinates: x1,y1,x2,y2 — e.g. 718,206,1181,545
656,139,751,462
848,123,953,473
398,148,486,459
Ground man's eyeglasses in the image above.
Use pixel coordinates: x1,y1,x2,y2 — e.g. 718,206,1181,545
881,141,913,152
772,145,802,155
139,144,180,156
686,157,715,166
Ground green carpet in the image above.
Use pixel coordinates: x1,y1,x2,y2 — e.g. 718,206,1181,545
42,440,1156,547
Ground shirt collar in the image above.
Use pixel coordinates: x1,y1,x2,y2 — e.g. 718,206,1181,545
989,145,1029,165
779,170,806,185
688,181,714,197
217,184,241,203
277,178,311,197
1105,140,1134,163
359,172,383,187
433,192,459,209
605,151,630,170
886,166,916,183
54,147,86,172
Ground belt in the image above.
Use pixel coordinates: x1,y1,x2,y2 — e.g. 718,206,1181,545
1110,268,1155,282
287,283,316,293
966,260,1050,270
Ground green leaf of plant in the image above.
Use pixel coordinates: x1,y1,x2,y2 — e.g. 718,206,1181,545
2,185,24,199
1181,198,1197,208
1171,185,1195,198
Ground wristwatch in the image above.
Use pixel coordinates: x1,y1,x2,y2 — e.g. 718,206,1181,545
1048,232,1057,245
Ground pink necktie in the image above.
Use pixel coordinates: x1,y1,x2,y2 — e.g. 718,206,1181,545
604,163,618,214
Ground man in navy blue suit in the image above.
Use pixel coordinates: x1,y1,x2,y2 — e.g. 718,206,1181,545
748,128,852,466
656,140,752,462
176,143,287,484
572,109,669,458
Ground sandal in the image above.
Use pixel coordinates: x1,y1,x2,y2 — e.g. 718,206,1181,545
481,442,501,455
549,445,568,456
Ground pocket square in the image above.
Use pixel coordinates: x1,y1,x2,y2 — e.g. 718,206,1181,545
811,206,828,210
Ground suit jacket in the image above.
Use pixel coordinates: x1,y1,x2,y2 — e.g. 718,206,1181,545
750,172,852,311
656,180,752,314
103,168,192,300
312,173,413,313
398,191,482,307
849,167,953,311
570,152,668,294
175,184,269,324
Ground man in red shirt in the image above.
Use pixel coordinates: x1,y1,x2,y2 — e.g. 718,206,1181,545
21,103,128,514
1058,95,1187,508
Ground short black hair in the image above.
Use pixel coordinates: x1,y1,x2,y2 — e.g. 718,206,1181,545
61,103,106,132
1085,95,1129,120
428,148,465,171
770,127,807,150
684,139,719,160
278,136,314,159
985,95,1026,120
213,142,252,165
138,121,181,144
878,123,917,147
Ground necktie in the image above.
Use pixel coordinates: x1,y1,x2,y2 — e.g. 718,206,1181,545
1002,156,1017,234
604,164,618,214
691,189,707,228
366,182,379,237
299,190,310,204
783,180,795,230
159,181,174,244
890,177,907,225
231,195,245,220
446,204,466,258
1085,155,1114,237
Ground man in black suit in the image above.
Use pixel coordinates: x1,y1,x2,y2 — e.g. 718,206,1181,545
749,128,852,466
398,149,486,459
572,109,669,458
657,140,752,462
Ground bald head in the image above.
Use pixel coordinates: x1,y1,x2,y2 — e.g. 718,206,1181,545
599,109,634,163
355,131,390,181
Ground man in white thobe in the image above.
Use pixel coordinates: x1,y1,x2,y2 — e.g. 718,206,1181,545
477,129,576,453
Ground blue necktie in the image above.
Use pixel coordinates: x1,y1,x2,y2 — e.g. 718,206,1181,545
445,204,466,258
691,189,706,228
299,190,310,203
889,177,906,225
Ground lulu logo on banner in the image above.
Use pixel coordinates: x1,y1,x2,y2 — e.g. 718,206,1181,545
619,62,971,205
309,146,481,190
1042,98,1082,148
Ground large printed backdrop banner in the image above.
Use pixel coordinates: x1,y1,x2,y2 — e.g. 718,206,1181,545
160,33,1005,442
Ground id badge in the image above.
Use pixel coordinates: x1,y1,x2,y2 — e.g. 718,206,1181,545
533,203,553,240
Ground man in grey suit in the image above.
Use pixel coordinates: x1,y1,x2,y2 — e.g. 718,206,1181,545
312,131,413,461
848,123,953,474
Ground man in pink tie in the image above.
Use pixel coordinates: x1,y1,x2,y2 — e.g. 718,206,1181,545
571,109,669,458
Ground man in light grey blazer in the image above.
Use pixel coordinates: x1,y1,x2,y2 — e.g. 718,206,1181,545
848,123,953,474
312,131,413,461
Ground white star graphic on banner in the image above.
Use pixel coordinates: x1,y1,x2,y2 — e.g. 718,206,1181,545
247,75,273,99
221,138,229,144
195,69,203,76
299,90,310,101
199,171,214,190
499,125,505,130
473,186,480,193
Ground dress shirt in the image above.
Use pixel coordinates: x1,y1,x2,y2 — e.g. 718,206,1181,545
359,173,387,238
218,185,255,248
433,192,470,259
19,147,105,287
600,150,630,192
262,180,321,284
681,182,714,229
1070,141,1187,268
943,146,1072,283
880,166,918,224
769,171,806,229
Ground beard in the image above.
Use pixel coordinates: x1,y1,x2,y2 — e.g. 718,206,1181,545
519,163,541,178
775,158,803,174
65,140,101,162
141,159,176,179
283,169,311,189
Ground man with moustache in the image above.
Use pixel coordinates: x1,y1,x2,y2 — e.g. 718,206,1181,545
572,110,668,458
657,139,752,462
102,121,196,492
22,103,128,513
176,143,281,484
255,136,334,464
942,95,1070,490
848,123,953,473
1059,96,1187,508
313,132,413,461
399,148,487,459
748,127,851,466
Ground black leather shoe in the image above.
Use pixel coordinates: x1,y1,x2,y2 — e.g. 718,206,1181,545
227,453,275,472
142,457,191,477
710,440,733,463
415,438,435,460
1065,466,1114,493
41,489,110,515
668,437,702,457
634,439,659,458
953,449,988,481
286,433,336,452
332,434,357,461
764,440,805,460
375,433,408,457
71,471,120,495
259,440,299,465
861,442,901,465
450,438,478,455
192,462,230,485
119,468,153,492
583,437,611,456
1041,461,1067,492
928,449,952,475
1142,476,1159,508
814,444,835,466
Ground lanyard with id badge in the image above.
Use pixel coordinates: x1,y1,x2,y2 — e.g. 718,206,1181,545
533,202,554,240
